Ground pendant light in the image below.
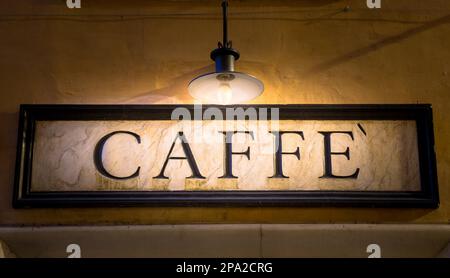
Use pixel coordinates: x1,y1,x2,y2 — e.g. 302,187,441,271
188,0,264,104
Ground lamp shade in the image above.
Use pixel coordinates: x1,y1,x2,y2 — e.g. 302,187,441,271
188,71,264,104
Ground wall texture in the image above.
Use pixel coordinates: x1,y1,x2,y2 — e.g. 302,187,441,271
2,224,450,258
0,0,448,225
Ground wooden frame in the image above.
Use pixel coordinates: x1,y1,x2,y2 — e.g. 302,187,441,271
13,104,439,208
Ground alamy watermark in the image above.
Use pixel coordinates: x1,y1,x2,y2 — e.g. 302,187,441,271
367,243,381,258
66,0,81,9
367,0,381,9
170,104,279,148
66,243,81,258
66,1,380,10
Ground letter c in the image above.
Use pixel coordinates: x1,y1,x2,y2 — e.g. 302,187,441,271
94,131,141,180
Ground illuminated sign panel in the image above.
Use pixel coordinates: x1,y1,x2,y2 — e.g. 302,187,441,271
13,105,439,207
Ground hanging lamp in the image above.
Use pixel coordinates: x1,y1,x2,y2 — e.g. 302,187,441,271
188,0,264,104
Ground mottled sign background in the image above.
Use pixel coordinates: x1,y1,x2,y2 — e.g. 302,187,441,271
31,120,420,192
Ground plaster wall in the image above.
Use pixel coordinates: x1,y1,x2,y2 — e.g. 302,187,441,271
0,0,449,225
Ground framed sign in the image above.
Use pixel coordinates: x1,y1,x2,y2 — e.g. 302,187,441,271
13,104,439,207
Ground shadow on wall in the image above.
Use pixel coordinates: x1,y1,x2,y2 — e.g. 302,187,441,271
304,13,450,76
0,112,21,210
126,13,450,104
121,64,215,104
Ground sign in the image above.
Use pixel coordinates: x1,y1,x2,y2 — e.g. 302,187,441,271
13,105,439,207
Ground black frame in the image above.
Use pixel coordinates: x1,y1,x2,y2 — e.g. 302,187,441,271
13,104,439,208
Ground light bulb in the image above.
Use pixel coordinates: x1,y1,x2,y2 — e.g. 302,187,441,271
188,72,264,104
217,82,233,104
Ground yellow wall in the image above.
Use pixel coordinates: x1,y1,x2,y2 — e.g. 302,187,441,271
0,0,448,225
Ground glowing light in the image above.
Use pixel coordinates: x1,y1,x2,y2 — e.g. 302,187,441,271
217,83,233,104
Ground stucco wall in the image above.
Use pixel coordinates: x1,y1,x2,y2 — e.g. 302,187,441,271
0,0,448,225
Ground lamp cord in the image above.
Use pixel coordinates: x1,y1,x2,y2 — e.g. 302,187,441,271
221,0,231,48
